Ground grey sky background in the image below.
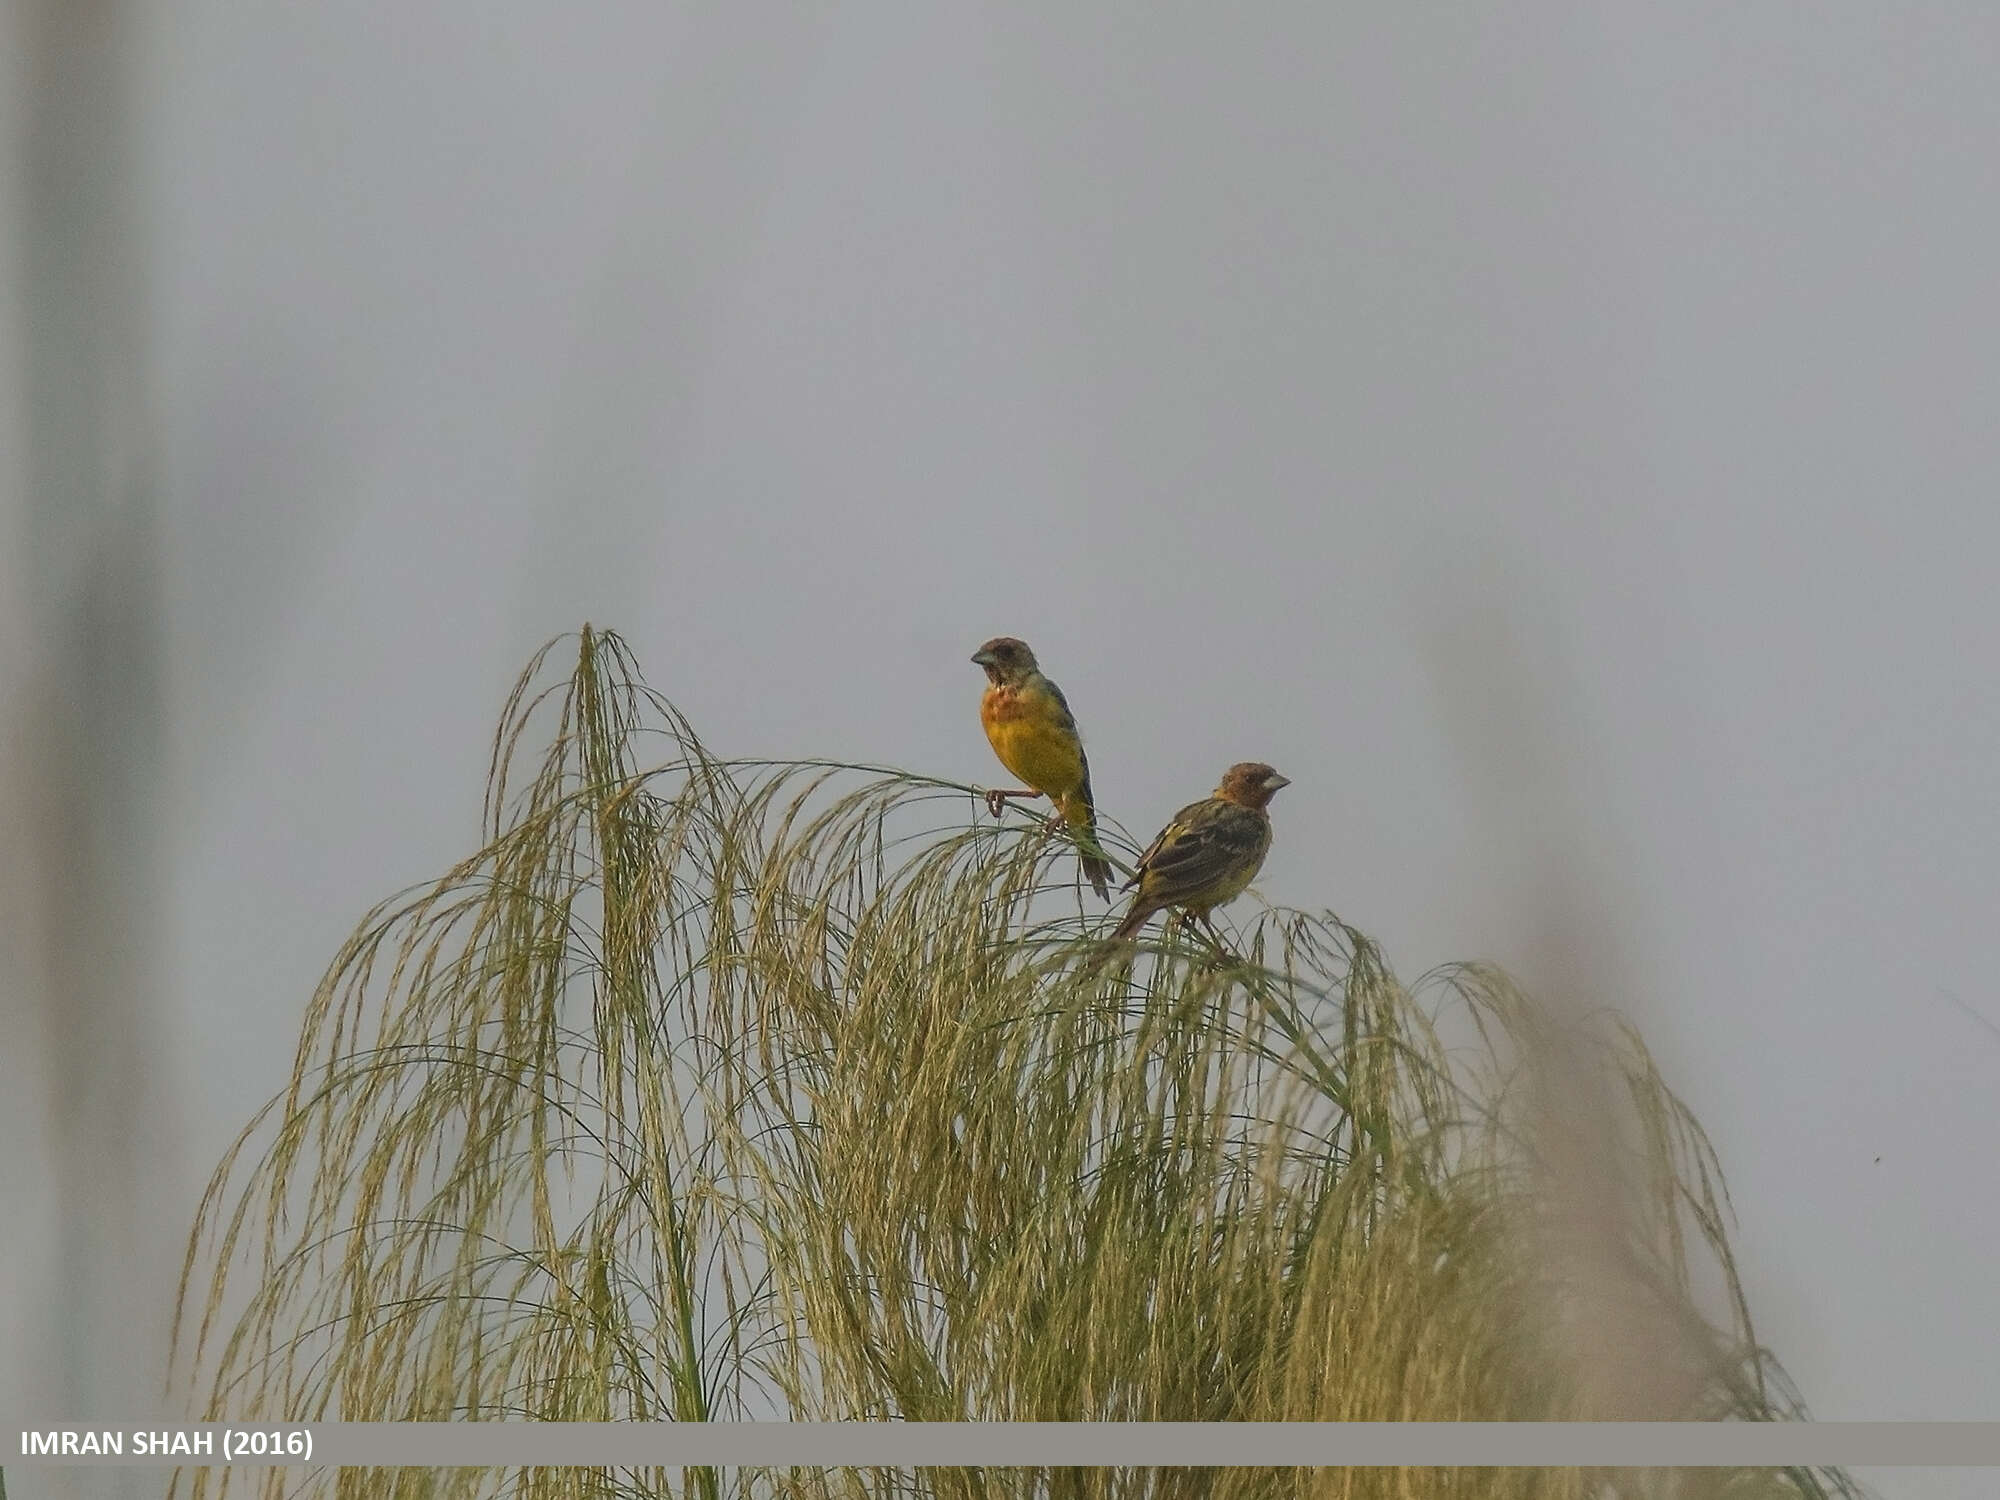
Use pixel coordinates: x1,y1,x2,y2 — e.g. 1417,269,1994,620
4,5,1996,1497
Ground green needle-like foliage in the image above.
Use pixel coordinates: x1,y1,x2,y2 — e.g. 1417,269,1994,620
173,629,1864,1500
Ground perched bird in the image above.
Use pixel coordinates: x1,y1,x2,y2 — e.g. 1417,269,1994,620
1110,762,1291,942
971,636,1114,900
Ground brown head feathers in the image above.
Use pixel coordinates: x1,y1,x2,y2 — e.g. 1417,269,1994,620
970,636,1039,684
1214,762,1291,811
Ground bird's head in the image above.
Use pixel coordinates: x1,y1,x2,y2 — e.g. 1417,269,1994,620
971,636,1038,685
1215,762,1291,810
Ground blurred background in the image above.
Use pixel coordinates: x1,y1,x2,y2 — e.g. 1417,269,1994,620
3,4,1995,1497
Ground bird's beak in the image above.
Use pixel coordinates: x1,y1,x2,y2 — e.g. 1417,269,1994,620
1265,773,1292,791
970,649,997,668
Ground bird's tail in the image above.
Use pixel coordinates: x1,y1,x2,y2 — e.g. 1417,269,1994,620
1079,851,1113,902
1062,795,1114,901
1081,896,1154,977
1109,897,1155,943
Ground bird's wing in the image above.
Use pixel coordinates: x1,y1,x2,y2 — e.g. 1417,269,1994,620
1036,673,1081,735
1039,678,1096,805
1125,801,1193,888
1042,679,1108,836
1135,800,1266,902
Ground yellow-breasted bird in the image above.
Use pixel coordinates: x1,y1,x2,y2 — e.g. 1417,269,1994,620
1110,762,1291,941
971,636,1114,900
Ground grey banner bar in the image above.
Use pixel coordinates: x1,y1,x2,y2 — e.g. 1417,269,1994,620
11,1423,2000,1469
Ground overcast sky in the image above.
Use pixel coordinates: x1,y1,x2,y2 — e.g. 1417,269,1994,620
6,6,1997,1498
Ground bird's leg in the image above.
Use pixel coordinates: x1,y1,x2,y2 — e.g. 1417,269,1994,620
1194,913,1243,966
983,787,1044,819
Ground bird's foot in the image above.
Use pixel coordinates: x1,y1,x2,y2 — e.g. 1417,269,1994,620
983,787,1044,819
1187,915,1241,969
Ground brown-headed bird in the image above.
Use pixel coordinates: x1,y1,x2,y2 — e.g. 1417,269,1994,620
1110,762,1291,941
971,636,1114,900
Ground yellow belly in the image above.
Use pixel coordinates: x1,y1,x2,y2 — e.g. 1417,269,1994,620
982,694,1085,800
1178,860,1259,915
